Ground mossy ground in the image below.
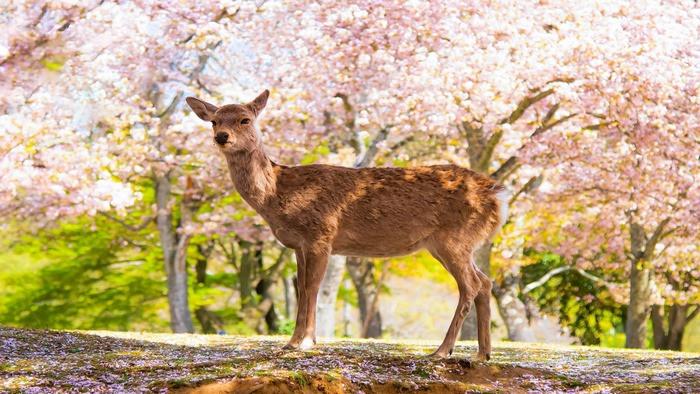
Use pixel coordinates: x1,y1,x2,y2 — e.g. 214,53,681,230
1,326,699,393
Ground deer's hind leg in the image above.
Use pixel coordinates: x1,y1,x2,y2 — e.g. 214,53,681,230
427,239,483,358
474,269,492,361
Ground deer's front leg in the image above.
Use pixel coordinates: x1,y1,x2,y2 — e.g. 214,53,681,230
283,246,330,350
283,249,308,349
300,247,331,347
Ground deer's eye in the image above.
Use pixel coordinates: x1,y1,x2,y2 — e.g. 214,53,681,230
211,120,217,127
240,118,251,125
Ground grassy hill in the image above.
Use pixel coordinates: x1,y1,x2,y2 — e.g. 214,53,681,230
1,327,699,393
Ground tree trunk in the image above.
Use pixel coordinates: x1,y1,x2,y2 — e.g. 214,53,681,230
666,306,687,351
155,175,194,333
316,255,346,337
652,304,693,351
347,257,382,338
193,244,224,334
460,243,491,339
493,266,537,342
312,113,387,338
626,260,652,348
342,279,352,337
239,241,276,333
626,222,652,348
460,243,536,342
239,241,261,310
256,257,280,333
283,275,296,319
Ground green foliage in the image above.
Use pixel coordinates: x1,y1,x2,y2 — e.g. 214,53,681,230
0,217,168,331
300,141,331,165
522,251,626,346
390,251,454,289
276,319,295,335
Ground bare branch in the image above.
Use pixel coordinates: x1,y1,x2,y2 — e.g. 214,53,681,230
522,264,620,295
387,135,415,151
522,266,571,294
573,267,618,288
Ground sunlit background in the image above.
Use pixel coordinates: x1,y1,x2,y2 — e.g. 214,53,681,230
1,0,699,353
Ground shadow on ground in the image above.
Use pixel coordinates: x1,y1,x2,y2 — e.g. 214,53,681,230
1,327,699,393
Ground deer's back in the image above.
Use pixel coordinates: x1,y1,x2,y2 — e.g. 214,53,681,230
266,164,503,256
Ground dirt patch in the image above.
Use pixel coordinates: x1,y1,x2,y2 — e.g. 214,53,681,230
175,362,565,394
173,376,350,394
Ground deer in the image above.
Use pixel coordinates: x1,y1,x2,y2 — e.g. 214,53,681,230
186,90,508,360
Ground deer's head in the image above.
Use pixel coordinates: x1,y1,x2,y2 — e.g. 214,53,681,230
186,90,269,154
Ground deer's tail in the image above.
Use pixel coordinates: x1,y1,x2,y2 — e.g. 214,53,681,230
478,183,510,246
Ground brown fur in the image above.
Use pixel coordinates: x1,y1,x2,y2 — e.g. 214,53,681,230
186,91,508,359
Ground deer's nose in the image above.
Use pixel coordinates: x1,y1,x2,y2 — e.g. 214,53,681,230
215,132,229,145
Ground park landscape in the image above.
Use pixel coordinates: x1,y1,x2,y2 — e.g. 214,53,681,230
1,0,700,392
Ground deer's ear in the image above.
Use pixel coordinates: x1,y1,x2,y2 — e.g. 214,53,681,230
186,97,218,121
248,89,269,116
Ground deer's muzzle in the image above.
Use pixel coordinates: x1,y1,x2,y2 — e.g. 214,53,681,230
215,132,229,145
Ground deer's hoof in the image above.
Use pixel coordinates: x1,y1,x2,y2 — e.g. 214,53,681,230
427,350,450,359
282,342,299,350
476,352,491,362
298,337,315,350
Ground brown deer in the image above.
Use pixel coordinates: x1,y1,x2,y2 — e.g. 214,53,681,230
186,90,508,360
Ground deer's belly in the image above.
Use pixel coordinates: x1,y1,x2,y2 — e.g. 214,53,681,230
331,231,427,258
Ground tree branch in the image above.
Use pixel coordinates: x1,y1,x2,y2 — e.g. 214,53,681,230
157,41,222,120
532,113,578,138
476,128,503,171
98,212,154,232
688,305,700,323
644,217,672,260
354,125,393,168
573,267,618,288
499,88,555,125
509,174,543,204
522,266,571,294
0,2,106,67
522,265,620,295
262,248,292,282
490,156,518,181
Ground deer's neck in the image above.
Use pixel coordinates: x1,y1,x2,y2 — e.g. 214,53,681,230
223,146,277,210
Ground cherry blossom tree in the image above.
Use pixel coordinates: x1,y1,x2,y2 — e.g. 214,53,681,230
0,0,276,333
521,1,700,348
